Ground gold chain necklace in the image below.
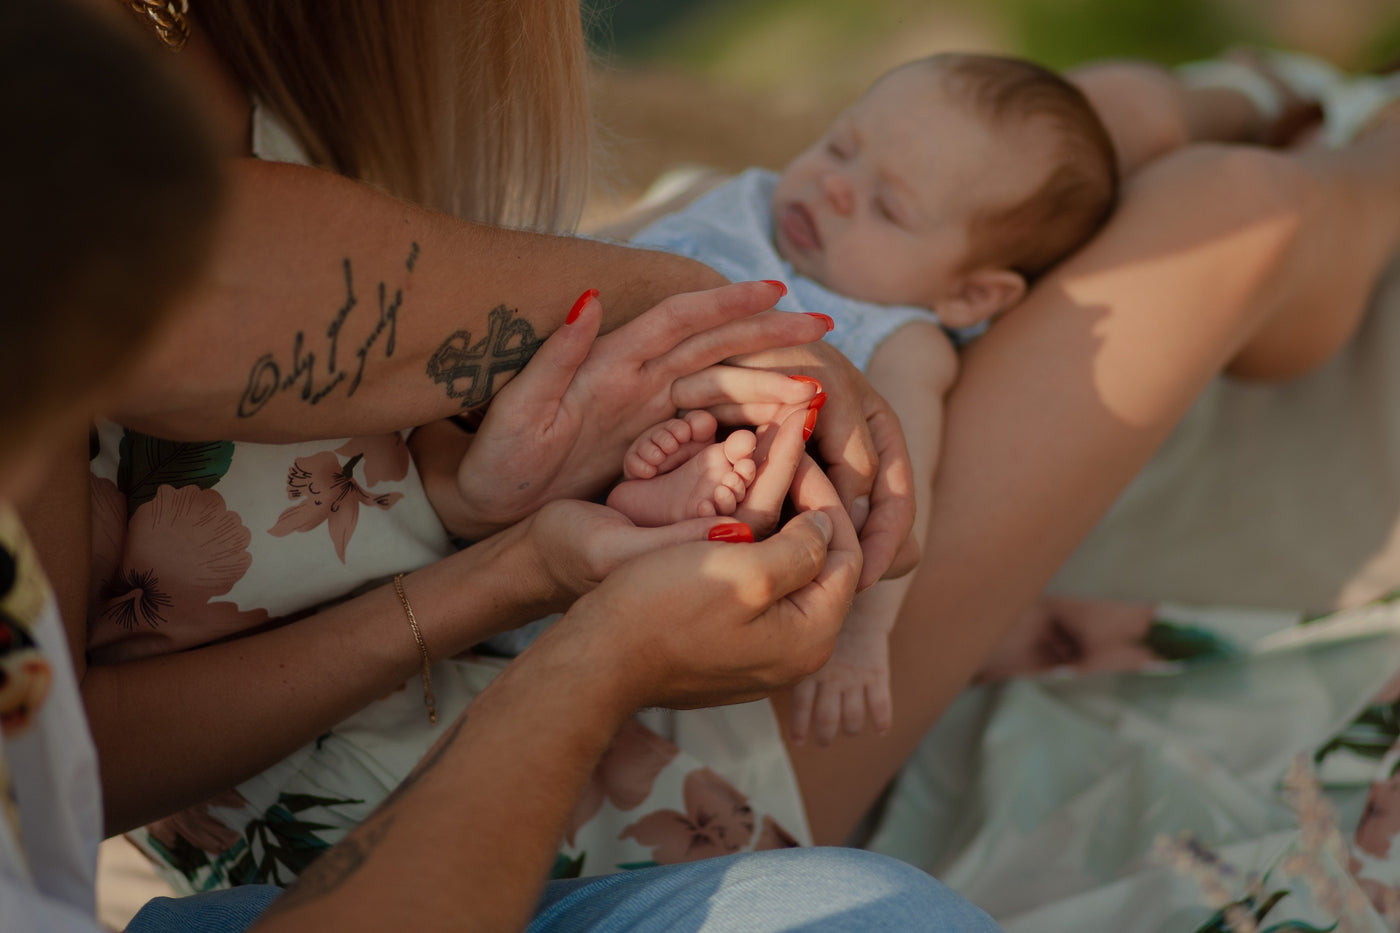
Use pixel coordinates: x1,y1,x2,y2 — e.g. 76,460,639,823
124,0,191,52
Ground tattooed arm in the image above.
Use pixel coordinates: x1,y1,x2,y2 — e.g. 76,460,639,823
249,508,856,933
110,158,738,443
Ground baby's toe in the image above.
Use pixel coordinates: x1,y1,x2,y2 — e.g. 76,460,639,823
682,409,719,442
721,429,757,465
711,485,738,515
652,428,682,456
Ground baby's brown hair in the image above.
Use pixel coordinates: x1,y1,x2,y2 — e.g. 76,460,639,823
932,53,1118,282
0,0,223,449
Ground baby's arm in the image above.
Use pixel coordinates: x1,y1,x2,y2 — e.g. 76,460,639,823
790,321,958,744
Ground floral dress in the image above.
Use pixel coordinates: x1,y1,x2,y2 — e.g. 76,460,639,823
87,103,802,895
865,593,1400,932
89,421,807,889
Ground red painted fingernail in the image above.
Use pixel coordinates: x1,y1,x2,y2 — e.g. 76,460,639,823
567,288,599,324
803,392,828,441
761,279,788,297
707,522,753,543
805,313,835,332
788,375,823,392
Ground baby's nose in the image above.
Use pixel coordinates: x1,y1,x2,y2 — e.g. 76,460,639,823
822,173,854,216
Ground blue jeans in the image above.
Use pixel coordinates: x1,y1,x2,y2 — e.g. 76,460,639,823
127,848,1001,932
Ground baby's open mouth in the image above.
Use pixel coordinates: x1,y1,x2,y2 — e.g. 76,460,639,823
778,202,822,253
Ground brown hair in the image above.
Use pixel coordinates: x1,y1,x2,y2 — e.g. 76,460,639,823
931,53,1118,281
196,0,592,232
0,0,223,450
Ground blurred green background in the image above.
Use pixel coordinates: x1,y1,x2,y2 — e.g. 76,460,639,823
581,0,1400,220
587,0,1400,74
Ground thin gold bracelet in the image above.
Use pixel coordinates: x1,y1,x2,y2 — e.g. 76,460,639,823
393,573,438,725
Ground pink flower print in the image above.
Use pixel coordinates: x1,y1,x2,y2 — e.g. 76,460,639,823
89,476,127,622
88,485,268,664
754,815,800,850
336,434,409,487
147,788,247,856
269,450,403,562
619,767,756,864
567,719,680,845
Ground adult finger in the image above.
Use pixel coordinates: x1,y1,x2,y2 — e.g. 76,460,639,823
740,508,836,608
501,289,602,413
733,409,807,539
851,400,917,590
781,461,863,637
810,394,880,515
789,456,862,560
604,280,791,361
882,532,921,582
671,365,818,413
655,309,828,380
596,516,759,569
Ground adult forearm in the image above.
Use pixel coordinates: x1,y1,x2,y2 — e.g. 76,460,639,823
116,158,727,443
248,617,636,933
85,523,554,834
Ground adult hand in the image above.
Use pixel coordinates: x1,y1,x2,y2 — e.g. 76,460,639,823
449,281,825,538
520,498,756,612
721,340,918,590
552,500,862,713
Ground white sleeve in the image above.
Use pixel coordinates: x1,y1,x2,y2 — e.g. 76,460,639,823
0,870,107,933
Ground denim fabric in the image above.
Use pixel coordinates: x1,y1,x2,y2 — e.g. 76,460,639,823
529,849,1002,933
124,849,1000,933
126,885,283,933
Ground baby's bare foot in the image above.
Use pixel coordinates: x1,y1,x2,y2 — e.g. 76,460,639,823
622,410,718,481
608,429,758,527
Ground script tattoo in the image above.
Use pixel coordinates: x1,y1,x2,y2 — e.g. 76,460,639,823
260,816,396,917
237,242,418,419
427,304,544,409
261,715,468,917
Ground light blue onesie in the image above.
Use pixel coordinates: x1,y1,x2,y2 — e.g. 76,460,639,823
632,168,983,372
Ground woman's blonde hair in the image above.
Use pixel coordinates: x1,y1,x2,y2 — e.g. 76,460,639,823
198,0,591,232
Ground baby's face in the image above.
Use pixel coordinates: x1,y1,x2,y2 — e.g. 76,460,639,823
772,62,1046,310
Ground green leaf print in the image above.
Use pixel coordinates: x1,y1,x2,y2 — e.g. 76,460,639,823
226,791,363,887
1314,700,1400,764
117,429,234,509
144,831,212,882
279,792,364,814
1192,888,1336,933
552,852,586,879
1144,620,1242,663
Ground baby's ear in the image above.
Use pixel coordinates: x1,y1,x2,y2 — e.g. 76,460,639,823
938,268,1027,328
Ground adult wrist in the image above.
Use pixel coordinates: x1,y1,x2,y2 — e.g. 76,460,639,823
515,597,645,726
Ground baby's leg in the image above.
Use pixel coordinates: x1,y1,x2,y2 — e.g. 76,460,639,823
1069,54,1329,175
607,429,757,527
1228,100,1400,380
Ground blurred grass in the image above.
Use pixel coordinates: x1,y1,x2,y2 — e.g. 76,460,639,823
580,0,1400,222
587,0,1400,76
994,0,1252,69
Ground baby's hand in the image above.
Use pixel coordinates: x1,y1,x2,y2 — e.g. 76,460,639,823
789,609,893,745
